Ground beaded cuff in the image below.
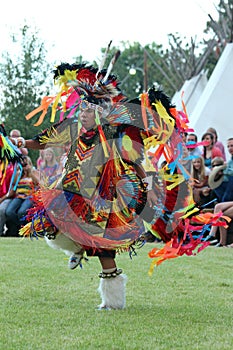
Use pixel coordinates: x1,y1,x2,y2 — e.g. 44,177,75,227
98,268,123,278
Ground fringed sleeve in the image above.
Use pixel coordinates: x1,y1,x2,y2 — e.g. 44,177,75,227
32,117,73,146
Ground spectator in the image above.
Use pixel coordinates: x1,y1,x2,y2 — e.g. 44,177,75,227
190,156,211,205
182,133,202,174
181,131,188,143
207,141,233,246
208,139,233,202
180,144,191,173
10,129,28,156
207,201,233,247
197,157,224,209
225,137,233,173
56,143,70,176
36,149,45,171
0,163,15,236
186,133,202,158
201,132,224,169
206,127,226,161
5,156,39,237
39,148,59,185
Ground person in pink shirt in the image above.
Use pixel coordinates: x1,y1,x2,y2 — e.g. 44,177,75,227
206,127,226,161
201,132,224,169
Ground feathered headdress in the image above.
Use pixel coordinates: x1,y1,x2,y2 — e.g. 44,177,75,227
26,43,125,126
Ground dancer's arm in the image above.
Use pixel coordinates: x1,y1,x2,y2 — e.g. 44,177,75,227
10,137,45,150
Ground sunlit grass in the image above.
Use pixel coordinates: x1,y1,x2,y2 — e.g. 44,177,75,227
0,237,233,350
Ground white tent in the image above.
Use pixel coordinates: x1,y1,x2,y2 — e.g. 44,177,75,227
172,70,208,117
188,43,233,160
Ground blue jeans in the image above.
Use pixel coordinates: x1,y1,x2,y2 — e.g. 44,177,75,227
0,198,12,235
214,177,233,202
5,198,33,236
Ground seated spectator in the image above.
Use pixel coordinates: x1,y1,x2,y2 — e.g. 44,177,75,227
225,137,233,174
180,144,191,173
181,131,188,144
186,133,202,158
201,132,224,169
10,129,28,156
182,133,202,174
0,163,15,236
5,156,39,237
207,201,233,247
39,148,59,185
56,143,70,176
206,127,226,161
190,156,211,205
36,149,45,171
197,157,224,209
208,139,233,202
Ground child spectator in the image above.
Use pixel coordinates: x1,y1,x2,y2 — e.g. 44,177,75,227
190,156,211,205
36,149,45,171
39,148,59,185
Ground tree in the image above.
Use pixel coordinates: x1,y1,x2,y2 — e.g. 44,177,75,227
95,42,177,100
206,0,233,44
0,24,52,141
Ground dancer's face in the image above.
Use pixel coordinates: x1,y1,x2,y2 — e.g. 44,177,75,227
79,107,96,130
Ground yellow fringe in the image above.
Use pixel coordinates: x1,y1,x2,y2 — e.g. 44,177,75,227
39,126,71,145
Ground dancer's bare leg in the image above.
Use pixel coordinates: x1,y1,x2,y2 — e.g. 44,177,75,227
98,256,117,270
97,255,126,310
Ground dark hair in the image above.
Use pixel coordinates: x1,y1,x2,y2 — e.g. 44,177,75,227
207,127,217,140
187,133,197,142
201,132,214,143
202,132,214,159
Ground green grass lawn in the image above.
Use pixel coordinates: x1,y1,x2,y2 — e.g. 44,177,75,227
0,237,232,350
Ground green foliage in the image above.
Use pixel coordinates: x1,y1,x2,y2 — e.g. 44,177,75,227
0,238,233,349
98,42,176,99
0,24,55,164
92,38,211,100
0,25,52,136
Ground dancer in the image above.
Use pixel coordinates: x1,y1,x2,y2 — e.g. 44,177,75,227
9,56,223,309
11,61,159,310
